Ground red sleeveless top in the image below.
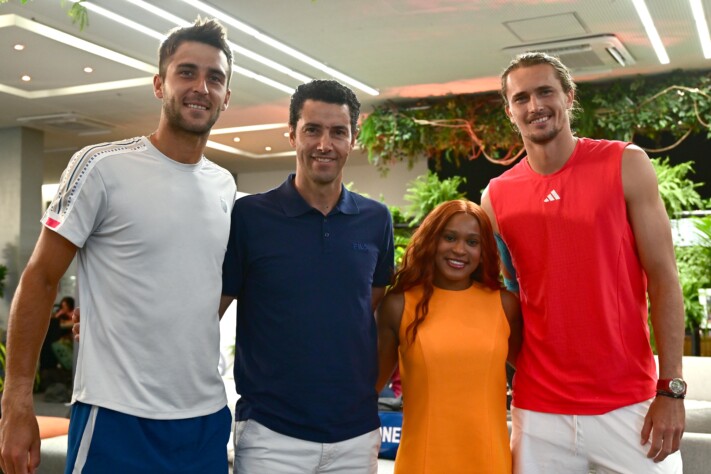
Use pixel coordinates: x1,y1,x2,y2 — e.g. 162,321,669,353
489,138,656,414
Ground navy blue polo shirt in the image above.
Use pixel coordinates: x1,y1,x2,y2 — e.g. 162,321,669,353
222,174,394,443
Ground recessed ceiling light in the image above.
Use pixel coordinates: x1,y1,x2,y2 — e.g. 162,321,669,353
13,43,25,51
4,13,156,73
265,146,272,151
84,67,94,73
21,75,31,81
0,14,156,99
232,137,241,142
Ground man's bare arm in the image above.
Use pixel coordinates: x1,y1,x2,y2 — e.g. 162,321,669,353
480,186,499,235
219,295,235,320
622,145,685,462
0,228,77,474
371,286,386,315
482,186,519,294
375,292,404,392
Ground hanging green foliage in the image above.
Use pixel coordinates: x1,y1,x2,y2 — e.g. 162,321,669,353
0,0,89,29
359,95,521,174
577,70,711,147
61,0,89,29
359,70,711,173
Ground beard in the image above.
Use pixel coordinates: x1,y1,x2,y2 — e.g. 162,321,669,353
163,98,221,135
520,109,569,145
526,125,563,145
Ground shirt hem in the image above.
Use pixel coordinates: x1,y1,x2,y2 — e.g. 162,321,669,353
71,395,228,420
239,410,381,444
511,391,656,415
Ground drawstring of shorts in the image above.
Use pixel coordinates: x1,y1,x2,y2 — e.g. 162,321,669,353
573,415,579,456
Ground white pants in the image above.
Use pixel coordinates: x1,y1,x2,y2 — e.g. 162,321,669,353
511,399,682,474
233,419,380,474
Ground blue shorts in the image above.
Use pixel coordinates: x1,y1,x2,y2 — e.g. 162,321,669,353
65,402,232,474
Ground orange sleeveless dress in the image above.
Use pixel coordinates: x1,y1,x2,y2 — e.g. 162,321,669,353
394,284,511,474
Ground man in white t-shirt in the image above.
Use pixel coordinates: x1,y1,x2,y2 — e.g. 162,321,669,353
0,18,236,474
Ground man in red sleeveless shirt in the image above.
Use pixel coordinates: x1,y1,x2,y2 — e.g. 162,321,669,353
481,52,685,473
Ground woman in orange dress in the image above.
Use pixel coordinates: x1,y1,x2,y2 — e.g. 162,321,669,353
377,199,522,473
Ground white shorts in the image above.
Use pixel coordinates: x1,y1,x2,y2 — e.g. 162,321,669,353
511,399,682,474
233,419,380,474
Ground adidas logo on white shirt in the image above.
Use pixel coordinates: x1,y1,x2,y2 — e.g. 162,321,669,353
544,189,561,202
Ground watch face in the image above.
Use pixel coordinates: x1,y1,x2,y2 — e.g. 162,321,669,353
669,378,686,394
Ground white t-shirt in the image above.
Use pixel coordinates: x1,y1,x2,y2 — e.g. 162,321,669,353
42,136,236,419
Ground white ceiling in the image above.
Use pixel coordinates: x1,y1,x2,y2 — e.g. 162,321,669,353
1,0,710,183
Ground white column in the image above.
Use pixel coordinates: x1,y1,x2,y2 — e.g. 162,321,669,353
0,126,44,327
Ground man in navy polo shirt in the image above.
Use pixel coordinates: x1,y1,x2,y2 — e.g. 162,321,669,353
220,79,394,473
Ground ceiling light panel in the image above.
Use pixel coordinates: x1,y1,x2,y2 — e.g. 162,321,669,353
10,13,155,72
207,126,295,159
210,123,288,135
121,0,190,27
104,0,374,96
87,0,294,94
689,0,711,59
75,1,165,41
119,0,311,84
179,0,378,95
630,0,670,64
631,0,711,65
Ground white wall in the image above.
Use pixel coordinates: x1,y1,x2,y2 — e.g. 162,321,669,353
235,150,428,209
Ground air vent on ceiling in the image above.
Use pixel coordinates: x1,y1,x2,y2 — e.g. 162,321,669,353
17,113,114,136
502,34,635,71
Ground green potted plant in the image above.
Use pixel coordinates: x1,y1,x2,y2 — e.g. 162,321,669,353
386,172,468,268
651,157,710,354
677,215,711,354
403,171,467,226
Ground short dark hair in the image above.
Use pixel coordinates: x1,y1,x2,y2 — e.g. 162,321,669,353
158,18,232,80
289,80,361,134
500,52,577,107
60,296,75,310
